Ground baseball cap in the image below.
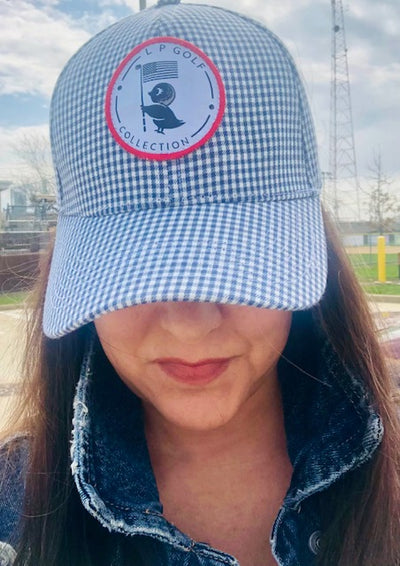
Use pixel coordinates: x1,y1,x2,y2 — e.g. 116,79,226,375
43,0,327,338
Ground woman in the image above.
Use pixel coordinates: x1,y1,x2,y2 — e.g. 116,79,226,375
1,1,399,565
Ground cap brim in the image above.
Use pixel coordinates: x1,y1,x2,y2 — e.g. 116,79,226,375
43,197,327,338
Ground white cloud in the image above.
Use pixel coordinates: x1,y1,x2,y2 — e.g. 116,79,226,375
0,0,90,97
77,11,123,35
99,0,137,7
36,0,60,5
351,0,400,36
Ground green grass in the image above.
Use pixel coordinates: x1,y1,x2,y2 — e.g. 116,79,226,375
361,283,400,295
349,253,399,281
348,253,400,295
0,291,28,306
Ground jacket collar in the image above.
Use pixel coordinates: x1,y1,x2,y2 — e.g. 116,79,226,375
70,313,383,533
279,342,383,509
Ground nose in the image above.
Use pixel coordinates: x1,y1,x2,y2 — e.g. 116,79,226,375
159,302,223,343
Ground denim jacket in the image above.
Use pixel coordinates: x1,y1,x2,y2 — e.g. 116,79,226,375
0,313,384,565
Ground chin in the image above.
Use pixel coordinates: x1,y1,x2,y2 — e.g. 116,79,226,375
152,393,242,432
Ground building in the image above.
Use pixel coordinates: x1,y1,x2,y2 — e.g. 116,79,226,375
338,220,400,247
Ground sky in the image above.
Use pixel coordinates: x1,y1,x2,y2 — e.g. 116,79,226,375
0,0,399,219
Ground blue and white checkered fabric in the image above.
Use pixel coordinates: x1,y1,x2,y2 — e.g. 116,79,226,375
44,1,327,338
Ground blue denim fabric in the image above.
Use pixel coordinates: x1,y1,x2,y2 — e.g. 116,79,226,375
0,434,28,565
0,313,384,565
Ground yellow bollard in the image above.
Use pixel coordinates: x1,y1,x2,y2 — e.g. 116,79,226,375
377,235,386,283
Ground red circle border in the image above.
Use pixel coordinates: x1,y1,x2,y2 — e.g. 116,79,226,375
105,36,226,161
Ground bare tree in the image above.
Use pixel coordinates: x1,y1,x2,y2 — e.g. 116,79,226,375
11,132,55,199
364,151,399,235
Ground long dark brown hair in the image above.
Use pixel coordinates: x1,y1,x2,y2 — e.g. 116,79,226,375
2,212,400,565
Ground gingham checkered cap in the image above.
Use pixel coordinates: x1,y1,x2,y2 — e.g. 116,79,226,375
43,0,328,338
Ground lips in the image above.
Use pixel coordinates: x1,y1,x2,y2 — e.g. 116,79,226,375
156,358,231,385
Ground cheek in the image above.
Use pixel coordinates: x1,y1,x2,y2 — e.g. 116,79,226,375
94,305,157,351
243,311,292,367
240,309,292,342
94,315,145,374
94,324,151,400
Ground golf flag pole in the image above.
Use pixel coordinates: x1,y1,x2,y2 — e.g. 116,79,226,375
136,65,147,133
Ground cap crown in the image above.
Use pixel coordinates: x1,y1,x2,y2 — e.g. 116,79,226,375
51,3,321,217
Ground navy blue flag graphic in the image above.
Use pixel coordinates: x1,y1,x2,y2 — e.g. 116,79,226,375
142,61,179,83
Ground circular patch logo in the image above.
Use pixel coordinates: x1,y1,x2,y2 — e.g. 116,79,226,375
105,37,226,160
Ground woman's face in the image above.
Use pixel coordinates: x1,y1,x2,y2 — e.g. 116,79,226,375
94,302,292,432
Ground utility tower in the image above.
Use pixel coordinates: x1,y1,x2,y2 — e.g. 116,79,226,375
328,0,360,221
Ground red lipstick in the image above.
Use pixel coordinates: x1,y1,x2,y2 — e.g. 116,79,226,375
156,358,231,385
